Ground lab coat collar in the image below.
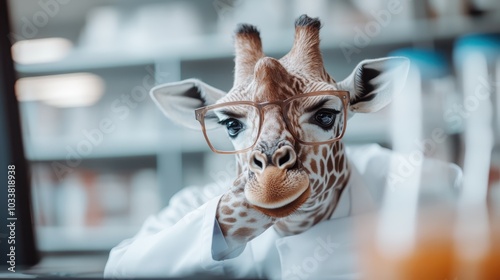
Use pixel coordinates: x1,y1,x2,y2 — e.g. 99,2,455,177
273,159,378,280
329,159,376,220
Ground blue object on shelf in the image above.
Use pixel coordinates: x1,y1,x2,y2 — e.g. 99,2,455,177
453,33,500,67
390,48,450,80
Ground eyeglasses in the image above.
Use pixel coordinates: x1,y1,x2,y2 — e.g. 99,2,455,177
194,90,349,154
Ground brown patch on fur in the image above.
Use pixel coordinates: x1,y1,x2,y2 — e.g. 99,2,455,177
338,174,345,185
313,209,327,225
299,221,309,227
233,176,243,186
234,188,244,194
221,206,234,215
336,157,343,173
232,201,241,207
223,217,237,223
310,159,318,174
327,157,334,171
239,211,248,217
327,174,337,187
247,218,257,223
313,145,319,155
311,180,320,192
275,222,290,232
333,142,339,154
307,212,317,219
322,191,329,201
219,223,233,234
324,202,336,220
234,227,256,238
322,147,328,158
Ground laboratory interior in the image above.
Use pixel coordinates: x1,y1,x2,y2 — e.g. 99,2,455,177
3,0,500,278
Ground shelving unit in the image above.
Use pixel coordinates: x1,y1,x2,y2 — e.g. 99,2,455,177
37,226,140,252
15,14,500,75
20,14,500,161
11,0,500,251
24,129,209,161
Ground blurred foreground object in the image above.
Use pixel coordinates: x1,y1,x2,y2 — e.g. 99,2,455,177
358,203,500,279
358,33,500,279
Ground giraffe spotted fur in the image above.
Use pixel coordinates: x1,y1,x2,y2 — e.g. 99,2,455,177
217,15,373,249
152,14,409,256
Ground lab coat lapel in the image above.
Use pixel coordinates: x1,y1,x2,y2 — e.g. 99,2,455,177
331,158,377,219
275,160,377,279
348,160,378,216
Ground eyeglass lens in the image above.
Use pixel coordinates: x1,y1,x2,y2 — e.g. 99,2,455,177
201,94,345,153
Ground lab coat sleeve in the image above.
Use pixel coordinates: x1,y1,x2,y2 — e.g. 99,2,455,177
104,184,233,278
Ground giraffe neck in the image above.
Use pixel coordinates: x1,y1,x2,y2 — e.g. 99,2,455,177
216,174,276,250
216,143,351,248
274,142,351,236
274,166,350,236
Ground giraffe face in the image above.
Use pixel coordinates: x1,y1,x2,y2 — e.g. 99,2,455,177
214,57,346,218
150,15,409,221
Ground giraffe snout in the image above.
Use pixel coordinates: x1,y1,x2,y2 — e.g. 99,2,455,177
245,145,309,217
248,146,297,174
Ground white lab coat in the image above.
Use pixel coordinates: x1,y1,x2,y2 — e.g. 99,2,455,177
104,144,461,279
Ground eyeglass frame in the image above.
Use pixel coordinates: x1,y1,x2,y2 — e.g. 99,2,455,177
194,90,350,154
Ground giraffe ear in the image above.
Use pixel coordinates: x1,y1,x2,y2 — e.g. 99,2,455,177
337,57,410,113
150,78,226,129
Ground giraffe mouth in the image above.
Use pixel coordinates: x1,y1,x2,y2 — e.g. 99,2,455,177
245,166,310,218
251,187,310,218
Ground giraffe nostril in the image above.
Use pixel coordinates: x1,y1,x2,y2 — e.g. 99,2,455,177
249,151,266,174
274,146,296,170
254,157,263,169
278,151,290,167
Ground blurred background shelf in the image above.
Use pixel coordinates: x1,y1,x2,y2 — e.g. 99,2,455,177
14,13,500,75
7,0,500,254
37,226,140,252
24,130,210,161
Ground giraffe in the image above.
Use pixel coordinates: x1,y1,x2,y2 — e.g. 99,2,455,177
151,14,409,258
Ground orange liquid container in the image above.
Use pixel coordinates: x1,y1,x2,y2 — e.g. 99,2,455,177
478,217,500,279
357,206,500,279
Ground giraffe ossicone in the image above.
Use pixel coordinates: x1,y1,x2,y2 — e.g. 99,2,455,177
151,14,409,249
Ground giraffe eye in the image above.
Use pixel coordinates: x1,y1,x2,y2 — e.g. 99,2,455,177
218,118,244,138
312,109,338,129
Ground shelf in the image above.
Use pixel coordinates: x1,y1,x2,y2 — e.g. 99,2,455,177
25,130,211,161
14,14,500,75
37,226,139,252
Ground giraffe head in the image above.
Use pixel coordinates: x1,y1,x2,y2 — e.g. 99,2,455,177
152,15,408,221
